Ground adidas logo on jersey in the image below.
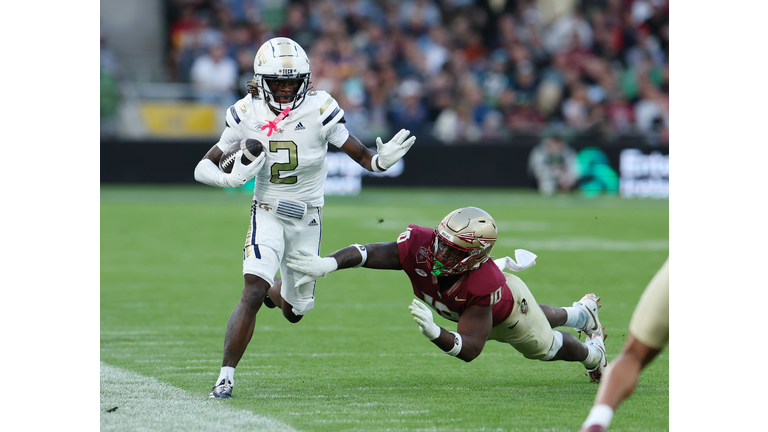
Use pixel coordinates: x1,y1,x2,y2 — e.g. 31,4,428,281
294,122,305,131
308,218,318,226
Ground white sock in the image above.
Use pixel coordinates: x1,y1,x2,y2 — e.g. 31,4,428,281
581,342,602,368
564,306,587,328
217,366,236,384
582,404,614,429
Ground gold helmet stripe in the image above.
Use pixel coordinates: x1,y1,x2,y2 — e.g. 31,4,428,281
278,40,294,70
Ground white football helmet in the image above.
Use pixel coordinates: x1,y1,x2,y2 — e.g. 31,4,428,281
428,207,498,276
253,37,312,112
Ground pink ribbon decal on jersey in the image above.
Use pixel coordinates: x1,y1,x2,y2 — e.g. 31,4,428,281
260,106,291,137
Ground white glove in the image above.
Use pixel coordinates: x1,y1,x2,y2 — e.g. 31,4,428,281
229,150,266,185
374,129,416,171
285,249,338,278
293,273,318,288
409,299,441,340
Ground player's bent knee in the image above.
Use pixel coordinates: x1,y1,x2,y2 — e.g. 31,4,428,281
290,299,315,317
240,275,270,307
283,309,303,323
539,330,564,361
624,333,663,368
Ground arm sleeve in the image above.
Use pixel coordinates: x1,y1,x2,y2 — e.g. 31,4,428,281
194,159,239,188
322,123,350,148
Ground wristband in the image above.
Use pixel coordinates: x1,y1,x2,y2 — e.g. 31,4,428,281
320,256,339,276
444,331,463,357
350,244,367,268
371,154,385,173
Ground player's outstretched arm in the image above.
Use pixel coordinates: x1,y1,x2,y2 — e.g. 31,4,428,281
339,133,376,171
285,242,403,281
330,242,402,270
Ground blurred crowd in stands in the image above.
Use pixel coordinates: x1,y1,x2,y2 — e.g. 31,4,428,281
157,0,668,145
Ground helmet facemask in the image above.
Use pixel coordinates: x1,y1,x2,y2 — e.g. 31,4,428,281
428,234,466,276
258,74,311,112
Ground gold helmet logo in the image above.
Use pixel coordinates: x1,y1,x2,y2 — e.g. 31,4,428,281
256,47,267,66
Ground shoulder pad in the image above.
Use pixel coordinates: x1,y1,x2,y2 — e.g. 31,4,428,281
399,225,432,248
466,264,507,297
317,94,345,134
225,96,252,131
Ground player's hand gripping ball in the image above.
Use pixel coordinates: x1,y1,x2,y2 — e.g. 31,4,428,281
219,139,264,173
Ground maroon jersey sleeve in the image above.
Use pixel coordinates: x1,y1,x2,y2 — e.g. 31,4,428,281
396,225,432,269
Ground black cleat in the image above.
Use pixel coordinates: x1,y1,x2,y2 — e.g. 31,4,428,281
263,293,276,309
209,378,233,399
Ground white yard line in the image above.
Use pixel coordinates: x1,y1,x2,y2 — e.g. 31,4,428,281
100,362,297,432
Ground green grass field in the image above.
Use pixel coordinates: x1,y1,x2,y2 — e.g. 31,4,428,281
100,186,669,431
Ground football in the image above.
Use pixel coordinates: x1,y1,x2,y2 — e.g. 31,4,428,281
219,139,264,174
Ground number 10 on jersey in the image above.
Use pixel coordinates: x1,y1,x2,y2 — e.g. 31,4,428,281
421,294,460,322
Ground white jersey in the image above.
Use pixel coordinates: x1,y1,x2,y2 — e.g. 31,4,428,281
218,90,347,206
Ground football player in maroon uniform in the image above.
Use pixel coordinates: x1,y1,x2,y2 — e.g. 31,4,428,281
285,207,608,381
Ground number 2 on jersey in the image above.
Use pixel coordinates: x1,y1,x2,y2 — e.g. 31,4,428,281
269,140,298,184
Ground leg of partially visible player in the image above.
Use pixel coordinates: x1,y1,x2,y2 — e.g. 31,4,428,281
578,334,662,431
579,258,668,431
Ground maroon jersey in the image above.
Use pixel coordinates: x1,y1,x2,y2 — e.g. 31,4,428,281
396,225,514,327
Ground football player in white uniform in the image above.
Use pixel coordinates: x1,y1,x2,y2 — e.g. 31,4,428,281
193,37,416,399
